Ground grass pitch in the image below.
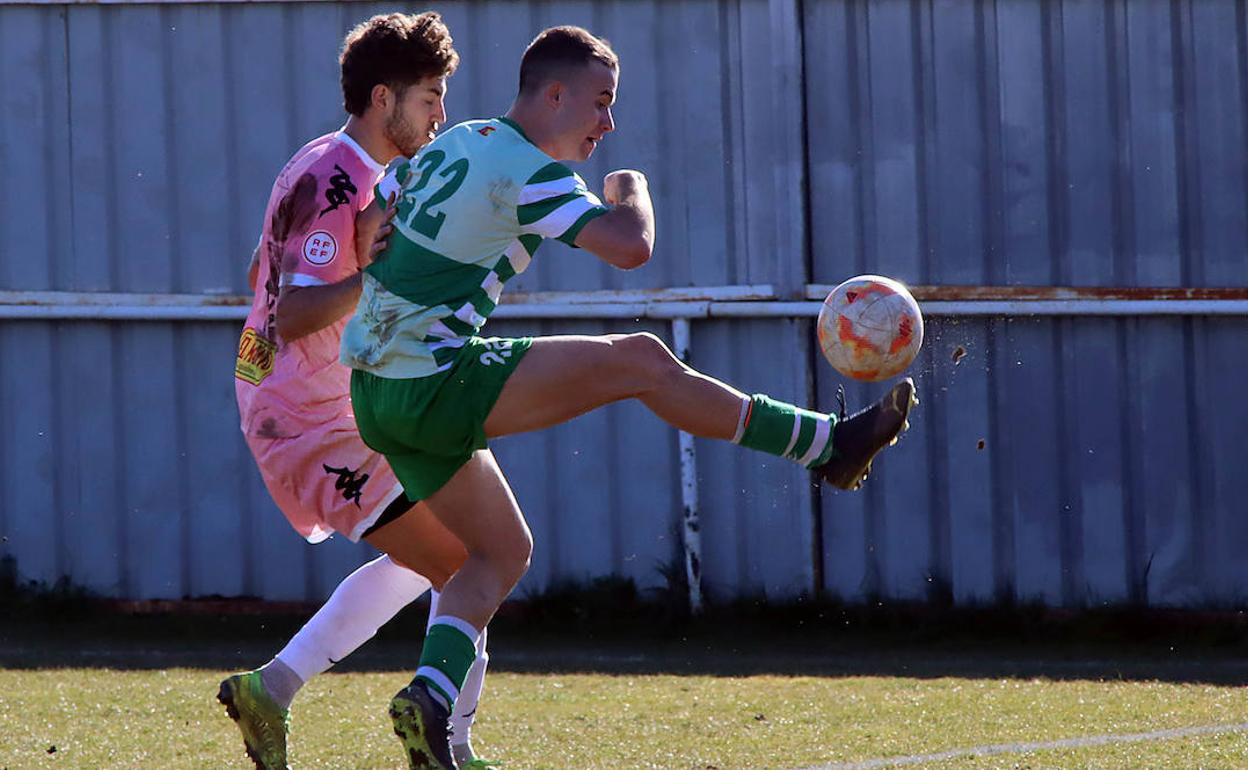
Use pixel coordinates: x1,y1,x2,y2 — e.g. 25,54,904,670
2,592,1246,769
2,645,1246,769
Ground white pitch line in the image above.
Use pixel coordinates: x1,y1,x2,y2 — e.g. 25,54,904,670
795,722,1248,770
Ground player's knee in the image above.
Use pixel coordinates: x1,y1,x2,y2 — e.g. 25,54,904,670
495,530,532,590
489,519,532,580
613,331,681,386
424,563,458,591
514,526,534,575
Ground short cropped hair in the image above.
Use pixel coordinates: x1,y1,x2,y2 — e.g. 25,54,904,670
340,12,459,117
518,26,619,95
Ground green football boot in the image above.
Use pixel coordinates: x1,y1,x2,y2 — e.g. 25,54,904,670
390,680,456,769
453,735,503,769
217,671,291,770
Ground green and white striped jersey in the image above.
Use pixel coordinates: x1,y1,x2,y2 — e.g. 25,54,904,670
341,117,608,379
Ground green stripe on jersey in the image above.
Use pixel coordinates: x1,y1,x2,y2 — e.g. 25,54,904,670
470,292,496,317
493,256,517,282
440,313,478,337
558,206,609,246
527,161,574,185
366,235,490,309
517,192,583,226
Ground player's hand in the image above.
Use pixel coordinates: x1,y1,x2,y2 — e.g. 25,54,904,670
603,170,648,206
355,193,398,268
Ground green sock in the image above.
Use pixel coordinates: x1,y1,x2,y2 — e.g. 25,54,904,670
415,618,479,711
736,394,838,468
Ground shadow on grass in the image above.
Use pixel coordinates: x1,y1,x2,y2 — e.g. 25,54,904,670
3,573,1246,686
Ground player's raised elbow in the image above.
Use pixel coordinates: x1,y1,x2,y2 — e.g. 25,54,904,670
576,209,654,270
613,237,652,270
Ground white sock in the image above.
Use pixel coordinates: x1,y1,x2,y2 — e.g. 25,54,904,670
428,591,490,756
274,555,432,688
450,628,488,757
258,657,302,710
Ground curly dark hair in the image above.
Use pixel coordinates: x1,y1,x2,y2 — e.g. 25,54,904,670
518,26,618,95
340,12,459,117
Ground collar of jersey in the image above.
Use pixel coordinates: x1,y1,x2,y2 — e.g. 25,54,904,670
497,116,538,147
334,129,386,175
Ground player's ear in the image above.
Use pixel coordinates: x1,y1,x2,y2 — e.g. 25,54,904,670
545,80,564,110
369,83,393,114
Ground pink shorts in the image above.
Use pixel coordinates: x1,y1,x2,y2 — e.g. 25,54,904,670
246,412,406,543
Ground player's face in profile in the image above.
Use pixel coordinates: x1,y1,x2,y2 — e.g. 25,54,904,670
386,76,448,157
552,61,617,162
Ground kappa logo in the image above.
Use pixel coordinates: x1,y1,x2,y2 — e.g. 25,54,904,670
319,164,357,216
303,230,338,265
323,463,368,507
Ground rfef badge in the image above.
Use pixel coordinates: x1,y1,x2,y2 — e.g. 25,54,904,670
302,230,338,266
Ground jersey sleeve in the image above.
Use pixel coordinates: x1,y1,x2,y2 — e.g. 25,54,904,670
374,159,411,206
277,159,363,288
516,162,609,246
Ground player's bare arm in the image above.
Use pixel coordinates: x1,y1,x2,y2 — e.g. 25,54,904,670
575,169,655,269
247,245,261,292
273,200,395,342
274,278,364,341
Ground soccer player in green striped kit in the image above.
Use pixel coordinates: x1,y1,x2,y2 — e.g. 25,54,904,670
344,25,917,769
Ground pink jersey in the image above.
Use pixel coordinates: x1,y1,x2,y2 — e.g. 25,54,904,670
235,131,385,442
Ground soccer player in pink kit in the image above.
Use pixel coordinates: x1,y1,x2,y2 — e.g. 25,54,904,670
221,13,493,770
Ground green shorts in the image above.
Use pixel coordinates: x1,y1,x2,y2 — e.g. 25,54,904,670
351,336,532,502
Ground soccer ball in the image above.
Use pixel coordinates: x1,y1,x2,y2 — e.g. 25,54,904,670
816,275,923,381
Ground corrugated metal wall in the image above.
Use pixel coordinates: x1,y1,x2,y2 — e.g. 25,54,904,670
1,0,1244,607
805,0,1248,608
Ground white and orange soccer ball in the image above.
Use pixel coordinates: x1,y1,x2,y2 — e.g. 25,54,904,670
816,275,923,381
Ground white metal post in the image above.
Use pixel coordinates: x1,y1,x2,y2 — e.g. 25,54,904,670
670,317,704,614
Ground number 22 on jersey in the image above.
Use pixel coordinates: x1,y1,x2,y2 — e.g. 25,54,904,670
400,150,469,240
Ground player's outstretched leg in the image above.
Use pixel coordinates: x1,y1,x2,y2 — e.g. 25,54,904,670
811,377,917,490
217,671,291,770
483,334,917,488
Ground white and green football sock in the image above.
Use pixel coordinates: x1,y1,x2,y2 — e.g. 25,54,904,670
416,616,481,711
732,394,838,468
427,591,489,757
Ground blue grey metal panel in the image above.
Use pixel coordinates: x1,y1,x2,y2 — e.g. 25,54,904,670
694,319,817,599
801,0,1248,608
805,0,1248,290
1,5,72,291
8,0,805,296
818,315,1248,608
